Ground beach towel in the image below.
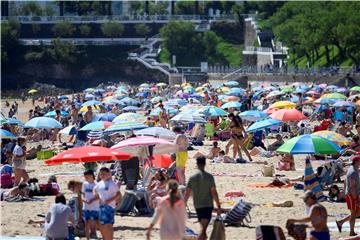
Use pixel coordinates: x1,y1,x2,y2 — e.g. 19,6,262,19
304,158,326,201
225,191,246,198
212,172,260,177
248,183,293,189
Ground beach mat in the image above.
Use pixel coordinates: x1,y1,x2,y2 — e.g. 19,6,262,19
328,221,360,233
248,183,293,189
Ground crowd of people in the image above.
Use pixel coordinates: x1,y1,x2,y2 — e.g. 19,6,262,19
3,81,360,240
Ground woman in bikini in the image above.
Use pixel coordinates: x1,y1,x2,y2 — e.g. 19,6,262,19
224,113,253,161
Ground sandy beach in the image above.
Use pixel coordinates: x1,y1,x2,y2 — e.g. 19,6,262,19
0,98,352,240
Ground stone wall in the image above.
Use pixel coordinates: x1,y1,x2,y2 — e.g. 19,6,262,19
244,18,258,47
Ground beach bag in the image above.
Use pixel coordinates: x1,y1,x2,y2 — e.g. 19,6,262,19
286,223,307,240
210,216,225,240
0,173,13,188
224,199,252,226
262,165,274,177
117,190,138,215
255,225,286,240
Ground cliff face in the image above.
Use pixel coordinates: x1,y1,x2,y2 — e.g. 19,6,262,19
1,59,167,90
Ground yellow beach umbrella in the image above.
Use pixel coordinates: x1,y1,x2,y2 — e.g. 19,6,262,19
312,130,351,147
181,83,192,88
270,101,296,109
80,105,99,113
28,89,38,94
196,87,203,92
217,87,230,93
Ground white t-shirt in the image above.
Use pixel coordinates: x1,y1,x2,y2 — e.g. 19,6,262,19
82,181,100,211
93,179,119,209
13,145,24,157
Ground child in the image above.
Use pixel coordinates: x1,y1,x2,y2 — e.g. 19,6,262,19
82,170,99,240
93,167,120,240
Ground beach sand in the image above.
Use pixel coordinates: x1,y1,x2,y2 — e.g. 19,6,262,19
1,99,350,239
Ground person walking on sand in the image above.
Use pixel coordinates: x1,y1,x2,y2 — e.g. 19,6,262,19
287,191,329,240
336,156,360,236
12,137,29,185
173,127,189,185
92,167,121,240
146,180,187,240
184,156,221,240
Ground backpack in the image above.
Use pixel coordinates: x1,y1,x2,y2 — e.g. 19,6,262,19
0,173,14,188
224,199,252,226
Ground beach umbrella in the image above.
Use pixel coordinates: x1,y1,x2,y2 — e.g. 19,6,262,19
102,99,123,105
290,96,308,103
218,87,231,93
24,117,62,129
269,101,296,109
196,86,204,92
224,81,239,87
312,130,351,147
188,98,201,104
28,89,38,94
84,88,95,93
270,109,307,122
175,91,190,99
104,91,114,96
326,93,347,99
105,122,148,133
239,110,268,122
58,95,69,100
281,87,294,93
81,100,101,107
336,87,347,93
266,90,284,99
304,158,325,201
59,125,77,136
115,88,128,95
184,86,195,93
113,113,145,123
246,118,282,133
94,88,106,93
350,86,360,92
348,94,360,101
140,83,151,88
0,129,16,139
188,93,202,99
294,88,306,94
44,110,69,118
196,106,228,117
276,134,341,154
1,118,23,125
223,96,240,102
171,113,206,123
313,98,336,105
45,146,131,166
227,87,245,96
221,101,242,109
135,92,148,98
80,121,113,131
87,130,104,140
84,94,95,100
156,82,167,87
152,154,172,168
179,104,204,112
253,86,264,91
306,90,320,95
165,99,188,106
135,127,176,140
119,97,139,106
319,83,327,89
150,107,179,117
151,96,163,103
263,107,279,114
123,106,140,112
94,113,117,122
111,136,176,155
150,87,158,91
332,101,356,108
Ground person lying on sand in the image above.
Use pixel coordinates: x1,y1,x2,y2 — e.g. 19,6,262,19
0,182,29,201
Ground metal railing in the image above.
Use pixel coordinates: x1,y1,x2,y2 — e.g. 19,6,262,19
2,14,236,23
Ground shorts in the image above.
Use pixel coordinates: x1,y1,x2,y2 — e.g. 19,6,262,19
99,204,115,225
345,194,359,211
176,152,188,168
13,160,26,170
310,230,330,240
195,207,213,221
82,210,99,221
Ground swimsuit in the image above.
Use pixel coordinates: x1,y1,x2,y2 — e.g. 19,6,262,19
310,230,330,240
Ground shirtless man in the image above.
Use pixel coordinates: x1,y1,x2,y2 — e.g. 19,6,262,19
0,182,29,201
287,191,329,240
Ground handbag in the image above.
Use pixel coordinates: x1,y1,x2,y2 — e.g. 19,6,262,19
210,216,225,240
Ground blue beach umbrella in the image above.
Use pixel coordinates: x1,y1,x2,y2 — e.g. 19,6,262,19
24,117,62,129
221,102,242,109
165,99,188,106
44,110,69,118
150,107,179,116
227,87,246,96
314,98,336,105
94,113,117,122
119,97,139,106
246,118,282,133
0,129,16,139
196,106,228,117
59,125,77,135
123,106,140,111
105,122,148,133
224,81,239,87
135,127,176,140
239,110,268,122
81,100,101,107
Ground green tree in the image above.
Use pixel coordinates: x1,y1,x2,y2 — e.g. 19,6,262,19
175,1,196,15
44,4,55,16
47,38,77,64
1,20,21,64
135,23,151,37
52,20,75,37
101,21,124,39
79,25,91,37
149,1,168,15
31,23,41,36
20,2,43,16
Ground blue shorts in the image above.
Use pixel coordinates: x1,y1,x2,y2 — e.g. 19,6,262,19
99,204,115,225
310,230,330,240
82,210,99,221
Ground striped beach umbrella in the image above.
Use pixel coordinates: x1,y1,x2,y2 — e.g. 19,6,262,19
304,158,325,201
113,113,145,123
105,122,148,133
171,113,206,123
80,121,113,131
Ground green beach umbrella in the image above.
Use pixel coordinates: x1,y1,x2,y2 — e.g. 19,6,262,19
276,134,340,155
281,87,294,93
350,86,360,92
326,93,347,99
